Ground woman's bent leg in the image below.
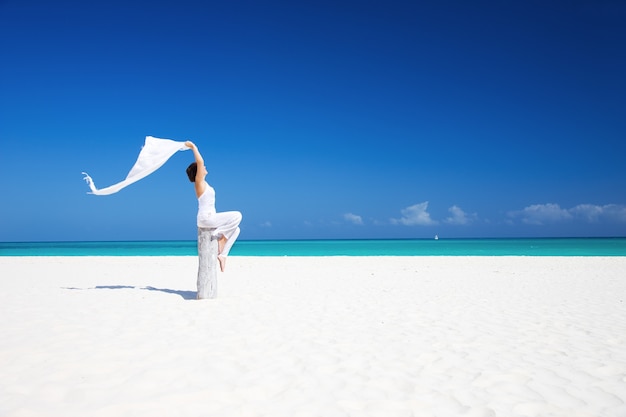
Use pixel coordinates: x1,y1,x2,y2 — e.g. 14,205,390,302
204,211,241,257
203,212,241,239
221,226,240,257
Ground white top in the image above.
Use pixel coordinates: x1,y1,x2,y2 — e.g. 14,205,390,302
197,182,216,226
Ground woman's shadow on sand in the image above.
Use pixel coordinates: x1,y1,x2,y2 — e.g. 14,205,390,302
142,286,197,300
65,285,197,300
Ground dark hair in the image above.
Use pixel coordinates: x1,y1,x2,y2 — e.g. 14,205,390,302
186,162,197,182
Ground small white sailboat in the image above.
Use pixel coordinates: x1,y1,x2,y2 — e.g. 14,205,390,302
434,234,439,240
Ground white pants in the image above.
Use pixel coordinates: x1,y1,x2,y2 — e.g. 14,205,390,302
199,211,242,257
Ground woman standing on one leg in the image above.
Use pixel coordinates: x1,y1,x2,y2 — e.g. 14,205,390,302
185,141,242,272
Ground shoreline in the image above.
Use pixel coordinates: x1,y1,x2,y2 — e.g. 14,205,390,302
1,256,625,416
2,237,626,257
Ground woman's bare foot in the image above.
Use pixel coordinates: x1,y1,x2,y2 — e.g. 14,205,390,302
218,236,227,255
218,255,226,272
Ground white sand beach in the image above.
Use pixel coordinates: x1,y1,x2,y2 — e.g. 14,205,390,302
1,256,625,417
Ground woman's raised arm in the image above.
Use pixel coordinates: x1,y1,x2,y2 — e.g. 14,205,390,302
185,141,204,166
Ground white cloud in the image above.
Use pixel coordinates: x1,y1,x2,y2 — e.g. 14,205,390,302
509,203,626,225
391,202,438,226
508,203,573,225
444,205,476,225
569,204,604,222
343,213,363,225
570,204,626,222
259,221,272,227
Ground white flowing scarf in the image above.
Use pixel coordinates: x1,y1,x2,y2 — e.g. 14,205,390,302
82,136,189,195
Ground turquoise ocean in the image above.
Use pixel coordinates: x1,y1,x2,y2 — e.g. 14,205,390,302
1,238,625,256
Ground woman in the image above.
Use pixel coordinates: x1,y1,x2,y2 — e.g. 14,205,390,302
185,141,242,272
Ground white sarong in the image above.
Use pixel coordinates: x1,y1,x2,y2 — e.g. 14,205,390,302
82,136,188,195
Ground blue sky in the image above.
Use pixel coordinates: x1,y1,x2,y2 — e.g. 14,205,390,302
1,0,625,241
